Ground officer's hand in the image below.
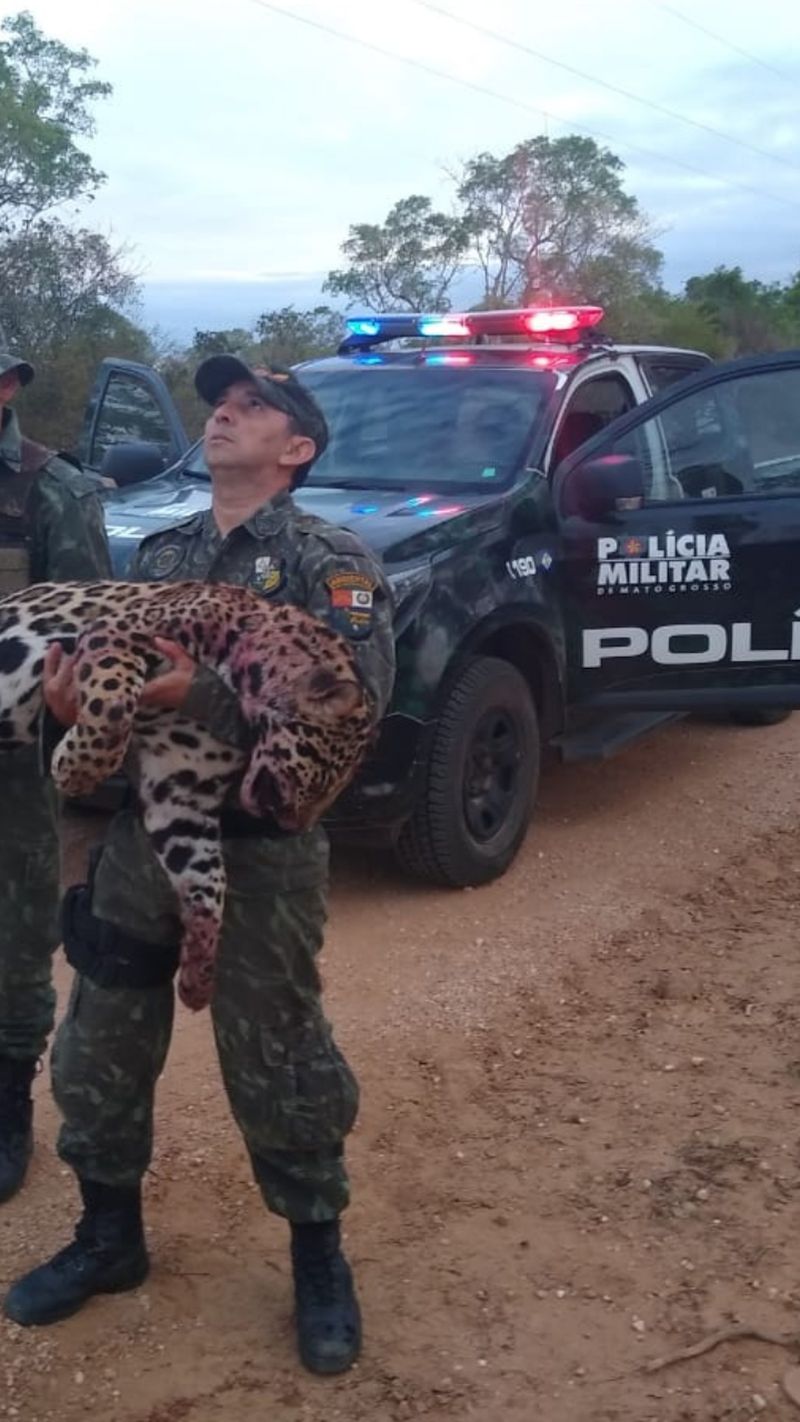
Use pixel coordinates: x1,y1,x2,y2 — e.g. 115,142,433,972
42,643,79,726
140,637,197,709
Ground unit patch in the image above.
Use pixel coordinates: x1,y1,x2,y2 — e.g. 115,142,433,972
251,555,284,596
326,570,376,639
150,544,186,580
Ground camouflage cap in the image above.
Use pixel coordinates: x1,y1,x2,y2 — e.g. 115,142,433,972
0,353,34,387
195,355,328,459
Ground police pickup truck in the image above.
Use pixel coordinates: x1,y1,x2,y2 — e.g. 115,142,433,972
76,305,800,887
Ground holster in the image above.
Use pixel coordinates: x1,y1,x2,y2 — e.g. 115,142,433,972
61,847,180,990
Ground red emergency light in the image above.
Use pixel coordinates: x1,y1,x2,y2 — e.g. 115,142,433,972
465,306,605,341
341,305,605,351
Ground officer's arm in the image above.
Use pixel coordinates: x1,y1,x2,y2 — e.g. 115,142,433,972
29,462,112,582
129,541,250,750
304,549,396,724
179,665,250,749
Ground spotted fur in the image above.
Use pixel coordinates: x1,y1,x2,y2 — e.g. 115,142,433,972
0,580,374,1010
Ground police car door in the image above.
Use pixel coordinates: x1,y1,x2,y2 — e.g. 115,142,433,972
552,351,800,711
78,360,190,474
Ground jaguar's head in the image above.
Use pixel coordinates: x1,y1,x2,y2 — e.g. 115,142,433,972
239,664,373,830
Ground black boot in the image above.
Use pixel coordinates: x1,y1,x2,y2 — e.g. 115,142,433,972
0,1056,37,1203
290,1220,362,1375
3,1178,149,1326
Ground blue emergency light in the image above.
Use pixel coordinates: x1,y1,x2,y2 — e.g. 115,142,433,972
339,306,605,353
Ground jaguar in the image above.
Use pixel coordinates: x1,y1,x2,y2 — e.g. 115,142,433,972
0,580,374,1009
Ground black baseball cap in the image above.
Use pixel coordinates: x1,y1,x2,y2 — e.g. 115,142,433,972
0,353,34,386
195,355,328,460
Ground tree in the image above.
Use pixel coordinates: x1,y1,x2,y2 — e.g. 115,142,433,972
611,290,726,357
17,308,155,450
457,135,661,308
0,218,138,353
254,305,343,364
162,307,348,442
325,195,470,311
684,265,800,356
190,327,254,359
0,13,150,449
0,10,110,231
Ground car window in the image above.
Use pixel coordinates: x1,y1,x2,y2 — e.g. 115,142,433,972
297,365,554,491
551,373,636,468
90,374,175,469
595,367,800,502
639,358,709,396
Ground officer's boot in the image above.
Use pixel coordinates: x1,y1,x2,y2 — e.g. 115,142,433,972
290,1219,362,1374
3,1177,149,1326
0,1056,37,1203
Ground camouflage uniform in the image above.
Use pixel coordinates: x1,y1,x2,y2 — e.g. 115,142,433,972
0,403,112,1062
52,490,395,1222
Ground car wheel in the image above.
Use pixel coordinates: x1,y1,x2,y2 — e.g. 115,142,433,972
395,656,539,887
729,708,793,727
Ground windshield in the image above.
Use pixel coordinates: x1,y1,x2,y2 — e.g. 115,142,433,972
301,365,552,490
183,364,553,490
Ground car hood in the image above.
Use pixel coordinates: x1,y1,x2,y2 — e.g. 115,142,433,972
103,474,502,574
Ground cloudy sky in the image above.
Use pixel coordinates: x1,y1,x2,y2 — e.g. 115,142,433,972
15,0,800,337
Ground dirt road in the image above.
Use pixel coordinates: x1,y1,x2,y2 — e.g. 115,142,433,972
5,714,800,1421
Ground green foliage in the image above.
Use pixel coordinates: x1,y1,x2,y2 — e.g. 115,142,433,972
0,11,150,450
161,306,346,441
0,10,110,230
457,135,661,308
17,309,155,450
684,265,800,356
254,305,343,365
325,196,471,312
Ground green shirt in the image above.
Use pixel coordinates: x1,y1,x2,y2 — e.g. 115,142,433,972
132,488,396,750
0,408,111,582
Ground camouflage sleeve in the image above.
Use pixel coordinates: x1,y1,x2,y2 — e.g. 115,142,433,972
28,458,112,582
129,538,250,751
179,666,250,750
302,539,396,723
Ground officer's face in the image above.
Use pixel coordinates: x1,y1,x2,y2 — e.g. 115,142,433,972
0,371,21,410
204,380,315,483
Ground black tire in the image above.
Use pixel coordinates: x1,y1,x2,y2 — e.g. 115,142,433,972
729,708,793,727
395,656,539,887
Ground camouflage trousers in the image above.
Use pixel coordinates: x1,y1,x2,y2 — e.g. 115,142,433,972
0,749,60,1061
51,810,359,1222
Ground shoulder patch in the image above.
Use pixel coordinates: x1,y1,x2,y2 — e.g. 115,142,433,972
325,570,377,640
148,543,187,579
137,514,202,579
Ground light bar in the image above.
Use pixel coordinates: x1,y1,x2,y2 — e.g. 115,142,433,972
468,306,605,340
346,319,381,337
345,314,420,341
418,316,471,337
341,305,605,349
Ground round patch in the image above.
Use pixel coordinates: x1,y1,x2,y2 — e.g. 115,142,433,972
149,544,186,579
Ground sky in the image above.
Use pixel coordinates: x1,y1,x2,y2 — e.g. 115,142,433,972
9,0,800,339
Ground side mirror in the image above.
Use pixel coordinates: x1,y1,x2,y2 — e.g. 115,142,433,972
100,440,167,488
561,452,645,522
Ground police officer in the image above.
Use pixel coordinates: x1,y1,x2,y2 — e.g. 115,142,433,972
4,357,395,1377
0,352,111,1204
